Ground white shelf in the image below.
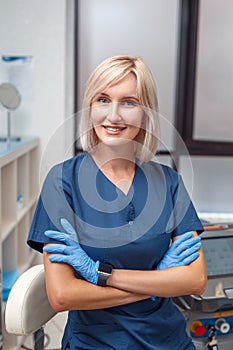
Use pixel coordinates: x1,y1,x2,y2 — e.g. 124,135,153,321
0,137,39,349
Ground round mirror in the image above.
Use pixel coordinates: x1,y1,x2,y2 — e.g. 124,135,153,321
0,82,21,110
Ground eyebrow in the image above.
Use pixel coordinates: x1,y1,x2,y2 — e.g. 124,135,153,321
97,93,139,102
96,93,110,98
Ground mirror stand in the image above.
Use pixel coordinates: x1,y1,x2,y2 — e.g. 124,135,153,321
0,83,22,146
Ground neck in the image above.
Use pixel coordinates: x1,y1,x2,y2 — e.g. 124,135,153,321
90,142,137,195
91,142,136,173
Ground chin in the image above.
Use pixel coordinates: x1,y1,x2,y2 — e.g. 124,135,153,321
102,138,133,147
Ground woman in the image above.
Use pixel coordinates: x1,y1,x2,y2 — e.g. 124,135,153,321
27,55,207,349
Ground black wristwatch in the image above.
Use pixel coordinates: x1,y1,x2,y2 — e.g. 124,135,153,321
97,262,113,287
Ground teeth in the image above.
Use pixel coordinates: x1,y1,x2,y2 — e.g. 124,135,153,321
106,127,123,131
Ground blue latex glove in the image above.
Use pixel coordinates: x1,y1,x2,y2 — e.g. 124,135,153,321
151,231,201,301
43,219,100,284
157,231,201,270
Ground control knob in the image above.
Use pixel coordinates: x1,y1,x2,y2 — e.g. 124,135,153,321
215,318,230,334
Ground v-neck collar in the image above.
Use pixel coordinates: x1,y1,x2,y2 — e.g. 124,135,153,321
87,153,138,197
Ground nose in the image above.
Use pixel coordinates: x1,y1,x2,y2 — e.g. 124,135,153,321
107,102,122,123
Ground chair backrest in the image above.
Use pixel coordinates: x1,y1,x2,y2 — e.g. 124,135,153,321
5,264,57,336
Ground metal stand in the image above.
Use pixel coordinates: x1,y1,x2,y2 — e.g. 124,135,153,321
7,110,11,147
33,328,45,350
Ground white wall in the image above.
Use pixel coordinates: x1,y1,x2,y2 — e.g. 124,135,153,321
0,0,75,183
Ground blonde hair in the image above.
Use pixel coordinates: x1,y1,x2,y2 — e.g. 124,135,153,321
78,54,160,163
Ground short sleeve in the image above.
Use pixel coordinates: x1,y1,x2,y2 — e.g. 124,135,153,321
27,163,75,253
165,171,204,237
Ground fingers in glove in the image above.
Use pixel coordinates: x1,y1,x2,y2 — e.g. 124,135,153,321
171,232,194,250
176,236,201,255
181,252,199,265
44,230,77,247
48,254,72,264
43,244,71,255
179,241,202,259
172,235,201,256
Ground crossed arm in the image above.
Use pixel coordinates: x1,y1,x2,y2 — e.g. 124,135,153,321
43,230,207,312
107,242,207,297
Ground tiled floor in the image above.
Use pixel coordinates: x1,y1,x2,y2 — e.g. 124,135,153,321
21,312,67,350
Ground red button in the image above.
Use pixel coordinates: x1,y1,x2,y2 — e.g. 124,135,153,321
195,325,206,336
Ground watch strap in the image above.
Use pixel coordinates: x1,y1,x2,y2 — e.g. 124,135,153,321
97,262,113,287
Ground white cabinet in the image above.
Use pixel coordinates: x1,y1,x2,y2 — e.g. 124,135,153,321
0,137,39,349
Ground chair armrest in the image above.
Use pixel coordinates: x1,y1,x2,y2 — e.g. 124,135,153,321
5,264,57,336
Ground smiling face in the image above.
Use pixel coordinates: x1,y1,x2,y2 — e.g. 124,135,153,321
90,73,144,147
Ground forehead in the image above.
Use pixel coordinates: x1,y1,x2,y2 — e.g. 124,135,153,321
103,72,138,97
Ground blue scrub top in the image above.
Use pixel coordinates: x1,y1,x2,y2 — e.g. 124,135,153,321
28,153,203,350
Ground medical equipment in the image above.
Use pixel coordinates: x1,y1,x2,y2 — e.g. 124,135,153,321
174,227,233,350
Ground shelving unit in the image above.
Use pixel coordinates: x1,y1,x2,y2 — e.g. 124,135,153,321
0,137,40,349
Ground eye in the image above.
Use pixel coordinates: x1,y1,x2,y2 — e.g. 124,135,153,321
97,97,109,104
121,101,136,107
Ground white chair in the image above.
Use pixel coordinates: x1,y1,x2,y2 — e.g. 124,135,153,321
5,264,57,350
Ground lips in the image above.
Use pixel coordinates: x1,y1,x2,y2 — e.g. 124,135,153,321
103,125,127,133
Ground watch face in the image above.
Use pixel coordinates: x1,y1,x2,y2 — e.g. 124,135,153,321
97,263,113,286
99,263,113,274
